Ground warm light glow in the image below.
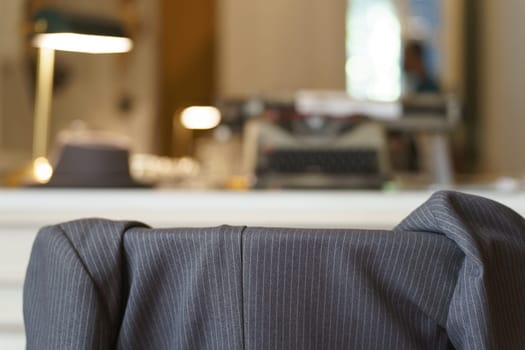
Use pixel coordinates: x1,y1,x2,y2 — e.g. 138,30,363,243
32,33,133,54
33,157,53,183
180,106,221,130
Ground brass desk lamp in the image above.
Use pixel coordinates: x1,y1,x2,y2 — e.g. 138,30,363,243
30,7,133,183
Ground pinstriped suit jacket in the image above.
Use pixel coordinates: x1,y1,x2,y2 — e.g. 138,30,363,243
24,191,525,349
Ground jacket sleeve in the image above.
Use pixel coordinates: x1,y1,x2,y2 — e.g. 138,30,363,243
23,219,146,350
396,191,525,350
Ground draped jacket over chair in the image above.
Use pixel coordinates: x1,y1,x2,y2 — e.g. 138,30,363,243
24,191,525,349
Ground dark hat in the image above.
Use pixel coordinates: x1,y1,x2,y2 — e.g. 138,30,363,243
43,142,149,188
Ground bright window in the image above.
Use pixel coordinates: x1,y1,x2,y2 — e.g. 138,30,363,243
346,0,401,102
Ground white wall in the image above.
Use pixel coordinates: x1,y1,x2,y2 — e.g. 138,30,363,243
0,0,3,137
481,0,525,177
0,0,34,153
217,0,348,98
441,0,464,93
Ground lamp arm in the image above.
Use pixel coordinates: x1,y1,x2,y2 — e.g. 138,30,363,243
32,47,54,159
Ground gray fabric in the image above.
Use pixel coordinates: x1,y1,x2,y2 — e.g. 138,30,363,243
23,191,525,349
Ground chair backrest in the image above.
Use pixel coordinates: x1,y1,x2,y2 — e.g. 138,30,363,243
24,191,525,349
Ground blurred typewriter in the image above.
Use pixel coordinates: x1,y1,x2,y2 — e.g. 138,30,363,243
243,94,392,189
241,90,459,189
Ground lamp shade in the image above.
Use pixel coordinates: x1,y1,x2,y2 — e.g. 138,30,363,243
31,8,133,54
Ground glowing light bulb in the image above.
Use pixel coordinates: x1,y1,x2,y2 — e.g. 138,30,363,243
180,106,221,130
33,157,53,183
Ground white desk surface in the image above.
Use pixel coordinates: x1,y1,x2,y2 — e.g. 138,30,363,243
1,188,524,229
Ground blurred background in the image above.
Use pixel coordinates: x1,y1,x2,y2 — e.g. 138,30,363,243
2,2,525,347
0,0,524,190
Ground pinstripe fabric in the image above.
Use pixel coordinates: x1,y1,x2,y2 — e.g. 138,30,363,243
396,191,525,350
24,191,525,349
117,226,244,349
24,220,146,349
242,228,460,350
